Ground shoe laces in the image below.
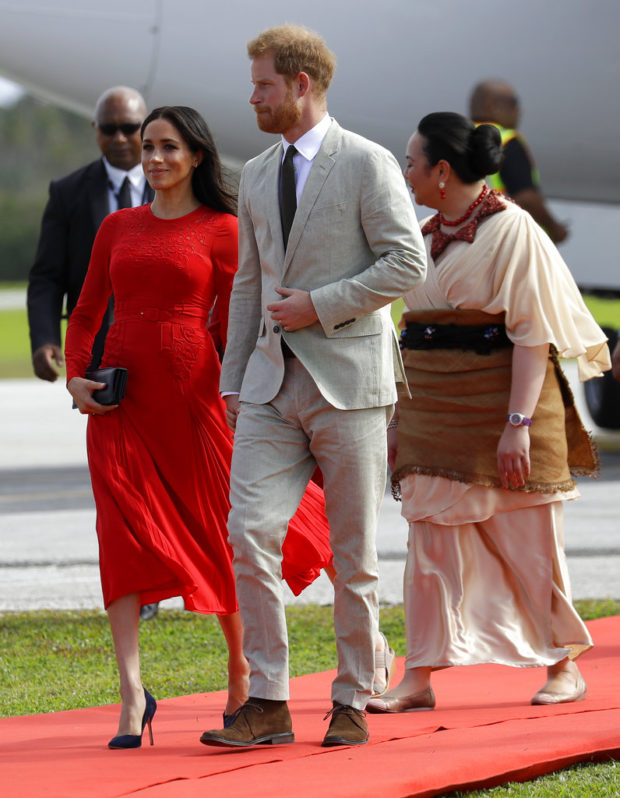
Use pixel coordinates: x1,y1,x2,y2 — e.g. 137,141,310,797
231,700,264,722
323,703,366,722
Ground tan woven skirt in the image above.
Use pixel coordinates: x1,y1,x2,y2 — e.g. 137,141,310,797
393,309,598,497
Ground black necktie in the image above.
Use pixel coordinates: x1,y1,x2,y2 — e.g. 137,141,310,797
117,176,132,209
280,145,297,249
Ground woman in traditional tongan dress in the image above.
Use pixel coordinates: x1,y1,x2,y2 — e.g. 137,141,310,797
368,112,610,714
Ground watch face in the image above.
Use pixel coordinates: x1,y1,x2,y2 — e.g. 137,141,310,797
508,413,531,427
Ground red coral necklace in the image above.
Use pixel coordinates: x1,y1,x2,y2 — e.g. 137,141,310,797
439,184,488,226
421,188,507,260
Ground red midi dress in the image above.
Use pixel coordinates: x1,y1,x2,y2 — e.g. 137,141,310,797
65,204,332,612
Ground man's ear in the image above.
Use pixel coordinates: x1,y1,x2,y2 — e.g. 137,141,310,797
296,72,311,98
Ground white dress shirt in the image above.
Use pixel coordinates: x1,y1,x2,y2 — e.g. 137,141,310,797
281,114,332,202
222,115,333,399
103,159,148,211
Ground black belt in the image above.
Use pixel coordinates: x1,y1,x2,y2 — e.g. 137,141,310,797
401,321,511,355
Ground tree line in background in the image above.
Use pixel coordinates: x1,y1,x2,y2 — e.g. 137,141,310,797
0,95,97,281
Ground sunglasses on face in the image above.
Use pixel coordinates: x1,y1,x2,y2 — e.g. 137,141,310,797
96,122,142,136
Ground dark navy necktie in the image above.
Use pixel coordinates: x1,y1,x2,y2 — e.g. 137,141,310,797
280,145,298,249
116,176,132,209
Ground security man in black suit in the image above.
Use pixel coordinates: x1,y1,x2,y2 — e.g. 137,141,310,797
27,85,159,620
27,85,152,380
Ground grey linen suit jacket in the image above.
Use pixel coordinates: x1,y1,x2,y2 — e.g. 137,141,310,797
220,120,426,410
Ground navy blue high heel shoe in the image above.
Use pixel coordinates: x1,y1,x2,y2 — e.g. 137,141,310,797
108,688,157,749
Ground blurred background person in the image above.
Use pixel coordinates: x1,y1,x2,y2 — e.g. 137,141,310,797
27,85,152,382
469,79,569,245
368,112,609,715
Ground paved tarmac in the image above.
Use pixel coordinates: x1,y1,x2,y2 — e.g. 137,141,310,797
0,371,618,612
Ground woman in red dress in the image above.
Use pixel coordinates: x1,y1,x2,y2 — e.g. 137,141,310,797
65,106,332,748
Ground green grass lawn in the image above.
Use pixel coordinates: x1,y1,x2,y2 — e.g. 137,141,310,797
0,308,37,378
0,284,67,379
1,601,619,795
583,296,620,333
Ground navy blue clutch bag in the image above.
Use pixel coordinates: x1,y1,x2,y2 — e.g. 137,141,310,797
86,367,128,405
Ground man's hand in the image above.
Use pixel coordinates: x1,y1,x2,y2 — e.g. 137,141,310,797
224,394,241,432
33,343,64,382
512,188,569,245
547,220,569,245
267,286,318,331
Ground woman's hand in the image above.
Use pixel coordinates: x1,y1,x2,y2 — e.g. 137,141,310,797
497,425,530,489
67,377,118,416
499,342,550,489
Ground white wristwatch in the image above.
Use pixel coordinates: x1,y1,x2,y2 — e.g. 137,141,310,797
506,412,532,427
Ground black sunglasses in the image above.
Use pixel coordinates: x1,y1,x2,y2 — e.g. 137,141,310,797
97,122,141,136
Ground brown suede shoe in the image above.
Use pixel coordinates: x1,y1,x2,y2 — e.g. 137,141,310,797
200,698,294,747
321,702,369,747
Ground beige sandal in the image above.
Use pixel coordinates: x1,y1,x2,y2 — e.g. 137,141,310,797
372,631,396,697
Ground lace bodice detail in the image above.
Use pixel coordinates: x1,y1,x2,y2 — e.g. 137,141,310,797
65,204,238,381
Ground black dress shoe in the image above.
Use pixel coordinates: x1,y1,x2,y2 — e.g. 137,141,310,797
140,603,159,621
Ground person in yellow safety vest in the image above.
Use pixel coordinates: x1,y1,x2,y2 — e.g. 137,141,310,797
486,125,540,192
469,79,569,244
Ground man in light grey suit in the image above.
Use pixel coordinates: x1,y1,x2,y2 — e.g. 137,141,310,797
200,24,426,749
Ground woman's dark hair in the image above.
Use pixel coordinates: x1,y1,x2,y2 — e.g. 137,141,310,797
417,112,503,183
141,106,237,215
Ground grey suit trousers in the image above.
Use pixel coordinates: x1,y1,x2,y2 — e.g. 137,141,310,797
228,358,391,709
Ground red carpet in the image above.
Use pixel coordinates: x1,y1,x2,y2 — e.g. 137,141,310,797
2,616,619,798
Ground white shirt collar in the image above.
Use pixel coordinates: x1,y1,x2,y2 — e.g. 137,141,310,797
103,158,145,190
281,114,332,161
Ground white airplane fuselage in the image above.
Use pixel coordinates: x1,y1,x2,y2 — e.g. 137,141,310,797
0,0,619,290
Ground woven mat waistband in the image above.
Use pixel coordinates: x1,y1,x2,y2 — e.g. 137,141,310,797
401,320,510,353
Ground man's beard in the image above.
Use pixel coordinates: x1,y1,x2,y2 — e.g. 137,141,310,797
255,88,301,134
